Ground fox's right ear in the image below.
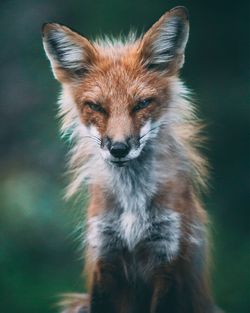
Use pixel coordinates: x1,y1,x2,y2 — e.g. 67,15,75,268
42,23,97,82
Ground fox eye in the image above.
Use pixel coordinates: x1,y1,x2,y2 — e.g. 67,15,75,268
133,99,152,112
85,101,106,114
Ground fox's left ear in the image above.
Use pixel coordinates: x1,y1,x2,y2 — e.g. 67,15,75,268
140,6,189,74
42,23,97,82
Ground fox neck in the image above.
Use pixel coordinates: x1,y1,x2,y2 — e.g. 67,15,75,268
93,128,186,214
107,144,157,213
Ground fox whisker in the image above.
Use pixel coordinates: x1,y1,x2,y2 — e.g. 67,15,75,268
139,125,161,141
81,135,101,146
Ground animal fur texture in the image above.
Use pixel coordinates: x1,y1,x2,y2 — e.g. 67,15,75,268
42,6,219,313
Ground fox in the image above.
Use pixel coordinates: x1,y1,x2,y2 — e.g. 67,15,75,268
42,6,220,313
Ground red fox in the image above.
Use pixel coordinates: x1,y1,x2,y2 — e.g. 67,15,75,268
42,6,220,313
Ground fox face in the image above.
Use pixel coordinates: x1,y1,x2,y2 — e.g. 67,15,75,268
70,55,169,166
42,7,189,166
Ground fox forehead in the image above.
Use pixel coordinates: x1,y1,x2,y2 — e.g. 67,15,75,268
71,49,170,108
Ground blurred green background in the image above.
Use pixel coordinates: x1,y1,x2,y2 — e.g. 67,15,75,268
0,0,249,312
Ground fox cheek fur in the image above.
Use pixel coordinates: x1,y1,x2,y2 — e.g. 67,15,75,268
42,6,220,313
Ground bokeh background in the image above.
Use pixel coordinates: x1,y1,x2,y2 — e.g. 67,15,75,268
0,0,249,312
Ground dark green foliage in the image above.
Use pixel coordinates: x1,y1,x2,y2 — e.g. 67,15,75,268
0,1,249,312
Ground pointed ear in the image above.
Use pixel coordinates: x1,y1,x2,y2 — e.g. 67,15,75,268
140,6,189,74
42,23,97,82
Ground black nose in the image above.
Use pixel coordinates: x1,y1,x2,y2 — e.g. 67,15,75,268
110,142,130,158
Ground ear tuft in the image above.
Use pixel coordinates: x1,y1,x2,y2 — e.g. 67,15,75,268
169,6,189,20
42,23,96,82
140,6,189,74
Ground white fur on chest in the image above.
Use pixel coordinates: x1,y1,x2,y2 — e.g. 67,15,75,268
86,208,151,257
114,177,150,250
119,210,150,250
87,206,182,263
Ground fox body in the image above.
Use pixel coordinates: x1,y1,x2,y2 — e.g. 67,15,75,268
42,6,217,313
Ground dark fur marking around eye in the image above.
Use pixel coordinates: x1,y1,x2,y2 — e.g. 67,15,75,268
132,98,153,112
85,101,107,114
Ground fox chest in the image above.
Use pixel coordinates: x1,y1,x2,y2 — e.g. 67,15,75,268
87,208,182,264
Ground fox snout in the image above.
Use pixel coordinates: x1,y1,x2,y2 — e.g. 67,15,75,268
99,119,160,165
101,136,139,164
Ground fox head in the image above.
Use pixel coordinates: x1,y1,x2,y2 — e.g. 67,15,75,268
42,7,189,168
